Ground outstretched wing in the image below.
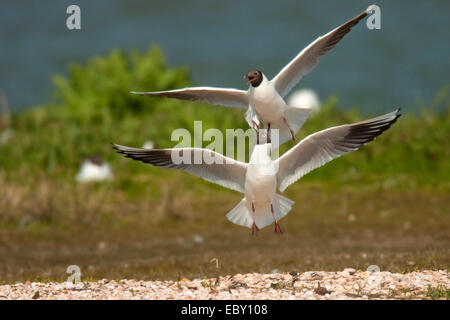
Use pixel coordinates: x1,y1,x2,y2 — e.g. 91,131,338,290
271,6,370,97
113,144,248,193
131,87,249,109
275,109,401,192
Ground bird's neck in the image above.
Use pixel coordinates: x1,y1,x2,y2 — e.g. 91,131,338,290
249,145,272,165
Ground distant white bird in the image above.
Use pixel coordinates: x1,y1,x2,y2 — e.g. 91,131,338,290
131,6,372,147
288,89,321,114
76,155,113,183
142,140,155,149
113,109,400,235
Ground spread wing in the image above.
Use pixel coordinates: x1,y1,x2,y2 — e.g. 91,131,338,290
113,144,248,193
131,87,249,109
275,109,401,192
271,6,370,97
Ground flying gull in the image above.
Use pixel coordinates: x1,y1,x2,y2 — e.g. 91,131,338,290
113,109,400,235
131,6,372,147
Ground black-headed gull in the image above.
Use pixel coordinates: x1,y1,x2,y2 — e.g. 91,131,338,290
131,6,371,147
113,109,400,235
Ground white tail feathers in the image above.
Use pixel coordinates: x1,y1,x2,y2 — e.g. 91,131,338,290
286,105,311,132
271,106,311,148
226,199,253,228
226,195,294,229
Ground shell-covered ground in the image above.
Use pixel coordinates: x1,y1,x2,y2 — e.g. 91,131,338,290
1,269,448,300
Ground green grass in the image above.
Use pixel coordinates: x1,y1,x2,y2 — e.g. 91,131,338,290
426,285,450,299
0,46,448,283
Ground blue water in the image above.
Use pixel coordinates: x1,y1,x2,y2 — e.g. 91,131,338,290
1,0,449,113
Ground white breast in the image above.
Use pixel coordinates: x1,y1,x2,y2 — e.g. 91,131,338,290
245,165,277,206
244,144,277,206
248,75,286,124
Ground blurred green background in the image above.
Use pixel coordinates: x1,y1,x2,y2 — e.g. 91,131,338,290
0,46,448,283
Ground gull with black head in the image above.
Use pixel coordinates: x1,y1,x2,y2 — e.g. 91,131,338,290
132,5,374,147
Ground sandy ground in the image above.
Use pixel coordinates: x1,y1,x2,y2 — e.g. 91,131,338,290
0,269,448,300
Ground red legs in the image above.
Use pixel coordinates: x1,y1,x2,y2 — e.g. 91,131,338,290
252,121,273,144
251,202,259,236
271,204,283,235
283,117,297,142
252,120,261,144
251,203,283,235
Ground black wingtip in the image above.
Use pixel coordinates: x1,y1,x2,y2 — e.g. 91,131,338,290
393,108,402,121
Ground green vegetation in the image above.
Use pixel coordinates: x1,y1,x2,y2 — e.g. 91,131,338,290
426,285,450,299
1,46,448,187
0,46,448,282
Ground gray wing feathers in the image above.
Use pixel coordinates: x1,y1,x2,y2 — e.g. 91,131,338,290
272,8,369,97
131,87,248,109
113,144,248,193
276,109,401,192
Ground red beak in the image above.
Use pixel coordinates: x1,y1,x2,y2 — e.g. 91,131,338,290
245,75,254,85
